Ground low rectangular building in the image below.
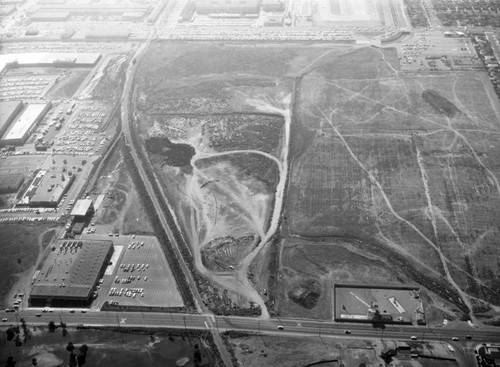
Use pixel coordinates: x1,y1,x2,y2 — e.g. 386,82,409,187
196,0,260,14
30,240,114,306
0,102,51,146
31,11,70,21
0,101,23,138
29,171,74,207
71,198,94,218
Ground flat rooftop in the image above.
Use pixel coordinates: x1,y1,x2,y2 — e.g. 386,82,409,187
71,198,93,217
0,53,101,74
0,101,23,133
31,240,113,300
2,103,49,141
30,171,74,205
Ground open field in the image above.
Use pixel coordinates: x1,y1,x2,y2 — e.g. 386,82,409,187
135,42,500,320
223,331,462,367
275,238,459,323
284,45,500,319
91,142,154,236
135,43,328,313
0,224,57,308
0,327,217,367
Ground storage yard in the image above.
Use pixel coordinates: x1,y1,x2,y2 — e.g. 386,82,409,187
334,284,424,324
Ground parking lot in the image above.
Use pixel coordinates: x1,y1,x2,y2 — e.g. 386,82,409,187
92,235,184,310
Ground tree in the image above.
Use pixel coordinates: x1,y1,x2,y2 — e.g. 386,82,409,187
68,353,77,367
31,358,37,366
5,356,16,367
80,344,88,353
48,321,56,332
66,342,75,352
6,327,15,341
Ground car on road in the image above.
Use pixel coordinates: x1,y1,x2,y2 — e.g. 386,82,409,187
277,325,284,330
344,330,351,334
410,336,417,340
451,337,459,341
466,334,472,340
36,313,41,317
70,310,75,313
2,318,7,322
81,310,86,313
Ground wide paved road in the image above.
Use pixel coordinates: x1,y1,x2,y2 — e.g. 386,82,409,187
5,309,500,345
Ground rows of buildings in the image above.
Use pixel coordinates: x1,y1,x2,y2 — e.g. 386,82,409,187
195,0,284,15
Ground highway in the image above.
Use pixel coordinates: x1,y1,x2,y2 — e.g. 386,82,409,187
5,309,500,345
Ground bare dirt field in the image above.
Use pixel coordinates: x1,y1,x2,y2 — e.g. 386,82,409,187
92,141,154,236
134,43,336,314
224,332,465,367
280,45,500,323
135,42,500,322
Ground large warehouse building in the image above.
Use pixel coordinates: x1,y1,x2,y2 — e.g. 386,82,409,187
0,102,51,146
196,0,260,14
0,101,23,138
30,240,114,306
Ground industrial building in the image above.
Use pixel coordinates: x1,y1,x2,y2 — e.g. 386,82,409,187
0,101,23,138
71,199,94,234
71,199,94,218
262,0,284,12
0,173,24,194
30,11,70,21
28,170,75,207
196,0,260,15
30,240,114,306
85,29,131,40
0,102,51,146
264,13,283,26
0,53,101,74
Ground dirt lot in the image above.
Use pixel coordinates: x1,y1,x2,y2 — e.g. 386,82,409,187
135,42,500,321
224,332,465,367
135,43,328,313
0,327,217,367
285,45,500,319
92,142,154,236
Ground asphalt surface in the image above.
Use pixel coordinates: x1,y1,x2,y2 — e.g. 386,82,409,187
4,309,500,345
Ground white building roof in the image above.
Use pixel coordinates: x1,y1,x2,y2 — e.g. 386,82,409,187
71,199,93,217
2,103,48,141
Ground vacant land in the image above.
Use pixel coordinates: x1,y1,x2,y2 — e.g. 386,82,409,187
135,43,500,321
135,43,332,312
0,224,56,307
282,45,500,321
0,327,217,367
92,142,154,236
